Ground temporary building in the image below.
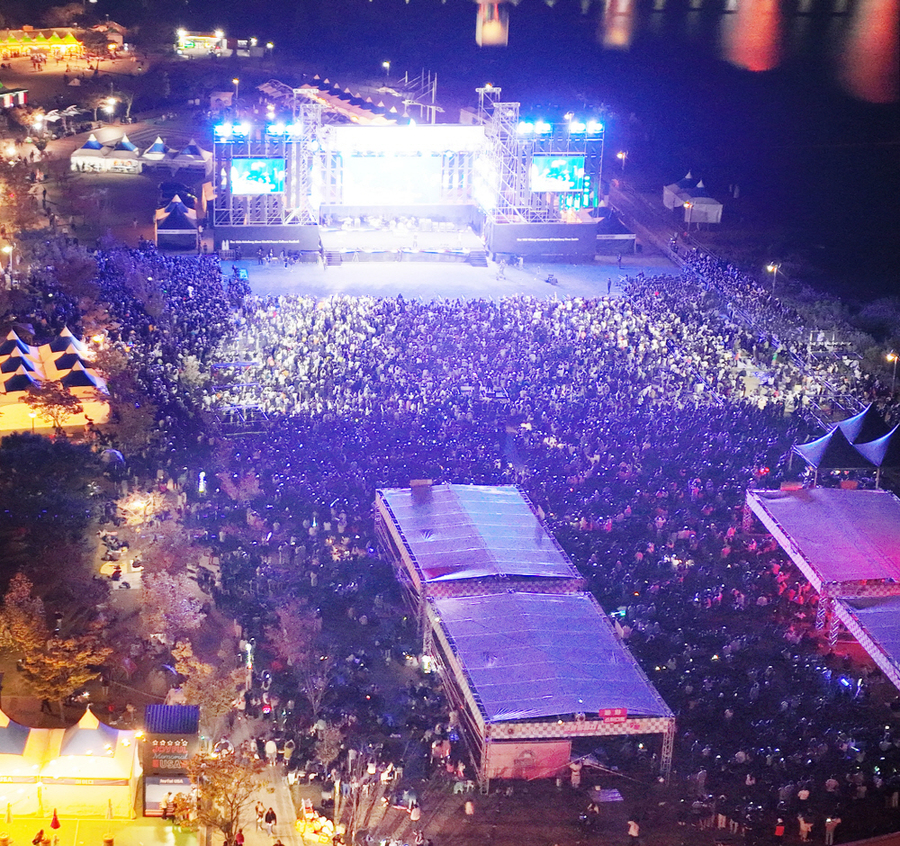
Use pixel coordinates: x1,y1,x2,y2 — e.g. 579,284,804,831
155,195,199,249
41,709,140,818
426,591,674,783
376,484,584,604
680,180,723,225
168,139,212,174
836,402,890,445
663,171,697,209
104,134,142,174
141,136,169,162
70,134,108,172
0,710,49,816
792,427,875,474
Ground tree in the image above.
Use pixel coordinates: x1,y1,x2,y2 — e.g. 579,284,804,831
172,640,245,739
0,573,47,655
139,571,205,643
176,753,264,846
24,381,85,434
315,723,344,769
0,574,111,714
0,158,42,233
266,600,333,719
41,3,84,27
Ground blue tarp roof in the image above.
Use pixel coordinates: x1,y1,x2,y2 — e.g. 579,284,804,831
79,134,103,150
433,591,673,722
0,718,31,755
856,424,900,468
792,427,875,470
836,403,890,445
60,717,118,757
379,484,579,583
145,705,199,735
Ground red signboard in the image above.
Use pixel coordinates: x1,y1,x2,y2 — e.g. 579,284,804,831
600,708,628,723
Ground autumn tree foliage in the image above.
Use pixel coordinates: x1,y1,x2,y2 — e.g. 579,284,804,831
175,752,264,846
139,571,206,643
23,381,85,434
172,640,245,739
0,574,111,712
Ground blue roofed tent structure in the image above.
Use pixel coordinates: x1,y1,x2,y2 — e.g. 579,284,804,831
425,591,674,784
792,426,875,483
855,424,900,470
69,133,107,172
376,484,674,787
155,195,198,249
41,709,140,818
0,710,50,815
836,402,890,445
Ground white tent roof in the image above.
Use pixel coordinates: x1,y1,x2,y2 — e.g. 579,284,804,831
142,136,168,161
71,133,107,159
378,484,579,583
432,591,673,722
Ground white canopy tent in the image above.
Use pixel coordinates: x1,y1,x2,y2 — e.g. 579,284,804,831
663,171,697,209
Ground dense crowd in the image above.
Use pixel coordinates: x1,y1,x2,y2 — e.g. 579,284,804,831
78,241,900,844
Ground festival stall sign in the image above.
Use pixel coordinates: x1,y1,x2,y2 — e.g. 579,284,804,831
599,708,628,724
143,705,199,774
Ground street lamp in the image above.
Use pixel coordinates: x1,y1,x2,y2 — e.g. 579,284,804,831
382,60,391,78
684,200,693,231
887,351,898,395
616,150,627,172
28,411,37,433
766,262,780,295
2,244,12,272
232,77,240,103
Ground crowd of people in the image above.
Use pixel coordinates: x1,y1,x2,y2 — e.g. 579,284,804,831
74,239,900,844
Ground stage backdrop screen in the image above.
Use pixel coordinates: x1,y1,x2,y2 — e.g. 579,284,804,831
341,154,443,206
530,156,585,193
231,158,285,195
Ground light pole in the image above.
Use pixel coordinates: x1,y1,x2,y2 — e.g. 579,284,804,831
684,200,693,231
766,262,780,295
887,351,898,395
28,411,37,433
2,244,12,272
382,60,390,79
232,77,240,105
616,150,627,172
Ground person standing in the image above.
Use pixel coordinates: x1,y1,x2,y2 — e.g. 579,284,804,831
627,819,640,846
824,817,841,846
255,801,265,831
264,807,277,836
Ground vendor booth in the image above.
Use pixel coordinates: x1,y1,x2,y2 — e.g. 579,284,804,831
0,711,49,816
41,709,140,818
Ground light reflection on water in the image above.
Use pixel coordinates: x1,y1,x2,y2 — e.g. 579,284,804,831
585,0,899,101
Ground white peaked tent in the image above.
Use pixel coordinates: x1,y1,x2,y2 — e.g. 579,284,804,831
681,179,723,225
663,171,698,209
41,709,140,818
169,139,212,173
142,136,168,161
155,195,199,248
0,710,49,816
69,133,107,171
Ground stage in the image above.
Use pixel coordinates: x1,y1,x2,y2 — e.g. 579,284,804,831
319,223,484,257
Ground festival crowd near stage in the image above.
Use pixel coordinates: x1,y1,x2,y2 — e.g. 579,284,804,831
8,232,900,846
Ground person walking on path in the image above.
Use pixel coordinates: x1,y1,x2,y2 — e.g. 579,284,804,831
627,819,640,846
264,807,277,836
255,802,265,831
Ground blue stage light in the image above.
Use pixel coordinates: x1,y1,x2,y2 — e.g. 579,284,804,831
214,124,234,138
535,120,552,134
517,121,534,135
587,120,604,134
569,121,586,133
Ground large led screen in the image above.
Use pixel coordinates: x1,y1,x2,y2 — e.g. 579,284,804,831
530,156,585,193
341,154,443,206
231,158,285,195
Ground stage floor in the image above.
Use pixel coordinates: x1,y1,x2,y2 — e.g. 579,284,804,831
227,254,676,301
319,225,482,254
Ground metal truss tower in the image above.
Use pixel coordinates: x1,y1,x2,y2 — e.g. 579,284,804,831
482,99,555,224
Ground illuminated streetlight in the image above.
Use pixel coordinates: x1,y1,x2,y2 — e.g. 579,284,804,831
616,150,628,172
2,244,12,272
887,351,898,395
28,411,37,433
684,200,693,231
766,262,780,295
214,29,224,39
232,77,240,103
382,60,391,78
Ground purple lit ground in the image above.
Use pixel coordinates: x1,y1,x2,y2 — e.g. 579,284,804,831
227,254,676,301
